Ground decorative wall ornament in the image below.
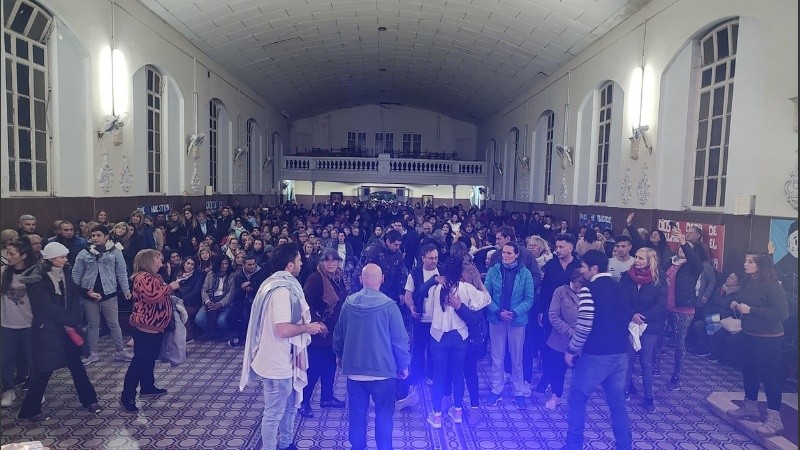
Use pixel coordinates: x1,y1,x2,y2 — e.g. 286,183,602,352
560,173,568,202
97,151,114,193
120,152,133,193
191,163,201,194
786,164,798,210
637,163,652,206
620,165,632,205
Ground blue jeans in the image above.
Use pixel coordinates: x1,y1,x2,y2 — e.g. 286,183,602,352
1,327,31,392
566,353,631,450
347,378,395,450
260,377,296,450
430,330,467,412
627,333,658,399
194,305,231,332
83,297,125,353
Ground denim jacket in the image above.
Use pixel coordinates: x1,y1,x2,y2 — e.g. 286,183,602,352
72,243,130,297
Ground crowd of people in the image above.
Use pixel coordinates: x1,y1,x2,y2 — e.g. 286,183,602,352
0,199,791,449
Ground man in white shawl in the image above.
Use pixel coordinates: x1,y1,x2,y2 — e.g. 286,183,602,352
239,243,326,450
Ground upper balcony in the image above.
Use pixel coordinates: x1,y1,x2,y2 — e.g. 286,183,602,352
281,151,486,186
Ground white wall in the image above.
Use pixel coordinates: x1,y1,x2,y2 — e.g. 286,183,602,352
477,0,798,218
289,105,478,159
1,0,290,198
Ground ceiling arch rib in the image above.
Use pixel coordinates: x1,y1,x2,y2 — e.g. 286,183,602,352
140,0,651,123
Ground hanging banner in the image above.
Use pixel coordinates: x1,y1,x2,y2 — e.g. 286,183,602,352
770,219,798,317
205,200,222,213
578,211,613,231
137,203,172,216
656,219,725,270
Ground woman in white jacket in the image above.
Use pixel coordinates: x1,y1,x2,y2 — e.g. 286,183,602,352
425,256,490,429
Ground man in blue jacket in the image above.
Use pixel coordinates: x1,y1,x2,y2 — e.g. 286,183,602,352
333,263,410,450
484,242,534,409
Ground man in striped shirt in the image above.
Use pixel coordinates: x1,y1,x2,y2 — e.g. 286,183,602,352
563,250,633,450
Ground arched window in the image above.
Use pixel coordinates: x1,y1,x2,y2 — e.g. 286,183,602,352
208,100,220,192
536,110,556,201
692,20,738,207
3,0,52,193
595,82,613,203
144,65,162,193
245,118,256,193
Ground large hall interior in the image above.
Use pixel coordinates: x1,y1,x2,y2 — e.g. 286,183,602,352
0,0,797,449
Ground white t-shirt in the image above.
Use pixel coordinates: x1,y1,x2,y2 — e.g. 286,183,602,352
251,287,294,379
608,257,635,282
428,282,490,341
405,268,439,323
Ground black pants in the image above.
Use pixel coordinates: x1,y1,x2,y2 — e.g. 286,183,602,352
740,333,783,411
19,337,97,418
302,346,337,407
541,344,568,397
121,329,164,401
235,300,254,341
522,319,543,383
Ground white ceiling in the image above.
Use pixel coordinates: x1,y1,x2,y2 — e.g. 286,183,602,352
140,0,651,123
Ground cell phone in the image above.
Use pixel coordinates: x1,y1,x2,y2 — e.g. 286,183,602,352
668,221,678,229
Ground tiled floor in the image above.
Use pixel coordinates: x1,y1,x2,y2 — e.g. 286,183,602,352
1,337,795,449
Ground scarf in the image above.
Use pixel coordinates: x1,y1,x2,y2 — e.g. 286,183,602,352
535,252,553,268
627,265,653,285
48,266,65,295
318,267,348,319
240,271,311,408
88,240,115,257
720,283,741,297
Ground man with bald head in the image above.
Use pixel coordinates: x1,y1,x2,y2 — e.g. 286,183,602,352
333,263,411,450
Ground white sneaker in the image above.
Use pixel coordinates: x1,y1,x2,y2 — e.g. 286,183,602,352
1,390,15,407
522,382,532,398
83,352,100,366
395,388,420,411
545,394,561,410
115,350,134,361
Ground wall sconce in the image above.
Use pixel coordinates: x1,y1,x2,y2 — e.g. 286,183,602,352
555,145,573,169
97,112,129,145
628,125,652,160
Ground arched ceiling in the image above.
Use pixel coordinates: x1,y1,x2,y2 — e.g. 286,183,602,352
140,0,651,123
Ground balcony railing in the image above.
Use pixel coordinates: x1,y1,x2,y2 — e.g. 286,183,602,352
281,154,486,185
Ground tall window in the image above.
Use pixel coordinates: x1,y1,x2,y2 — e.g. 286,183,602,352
246,119,255,193
346,131,366,149
543,112,555,200
209,100,219,192
4,0,52,193
595,82,613,203
692,20,738,208
145,66,162,193
375,132,395,153
402,132,422,154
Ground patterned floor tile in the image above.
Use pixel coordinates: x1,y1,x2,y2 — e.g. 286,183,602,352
1,338,795,450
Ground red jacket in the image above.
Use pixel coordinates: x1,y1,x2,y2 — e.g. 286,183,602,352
129,271,174,333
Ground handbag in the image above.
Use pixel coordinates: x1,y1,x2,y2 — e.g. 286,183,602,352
720,311,742,334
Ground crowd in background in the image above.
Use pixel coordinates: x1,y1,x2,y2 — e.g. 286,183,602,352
0,198,791,444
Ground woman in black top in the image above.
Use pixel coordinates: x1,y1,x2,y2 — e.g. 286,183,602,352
620,247,666,413
18,242,100,421
299,249,349,418
726,252,788,436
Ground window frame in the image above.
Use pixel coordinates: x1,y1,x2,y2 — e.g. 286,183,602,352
208,100,219,193
246,119,255,193
594,82,613,203
543,111,555,200
690,19,738,208
3,0,52,195
145,65,162,193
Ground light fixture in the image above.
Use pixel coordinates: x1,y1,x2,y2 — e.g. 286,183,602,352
555,145,573,169
379,68,387,72
628,125,652,160
97,112,129,144
378,26,387,32
234,147,247,162
628,65,654,159
186,133,206,159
